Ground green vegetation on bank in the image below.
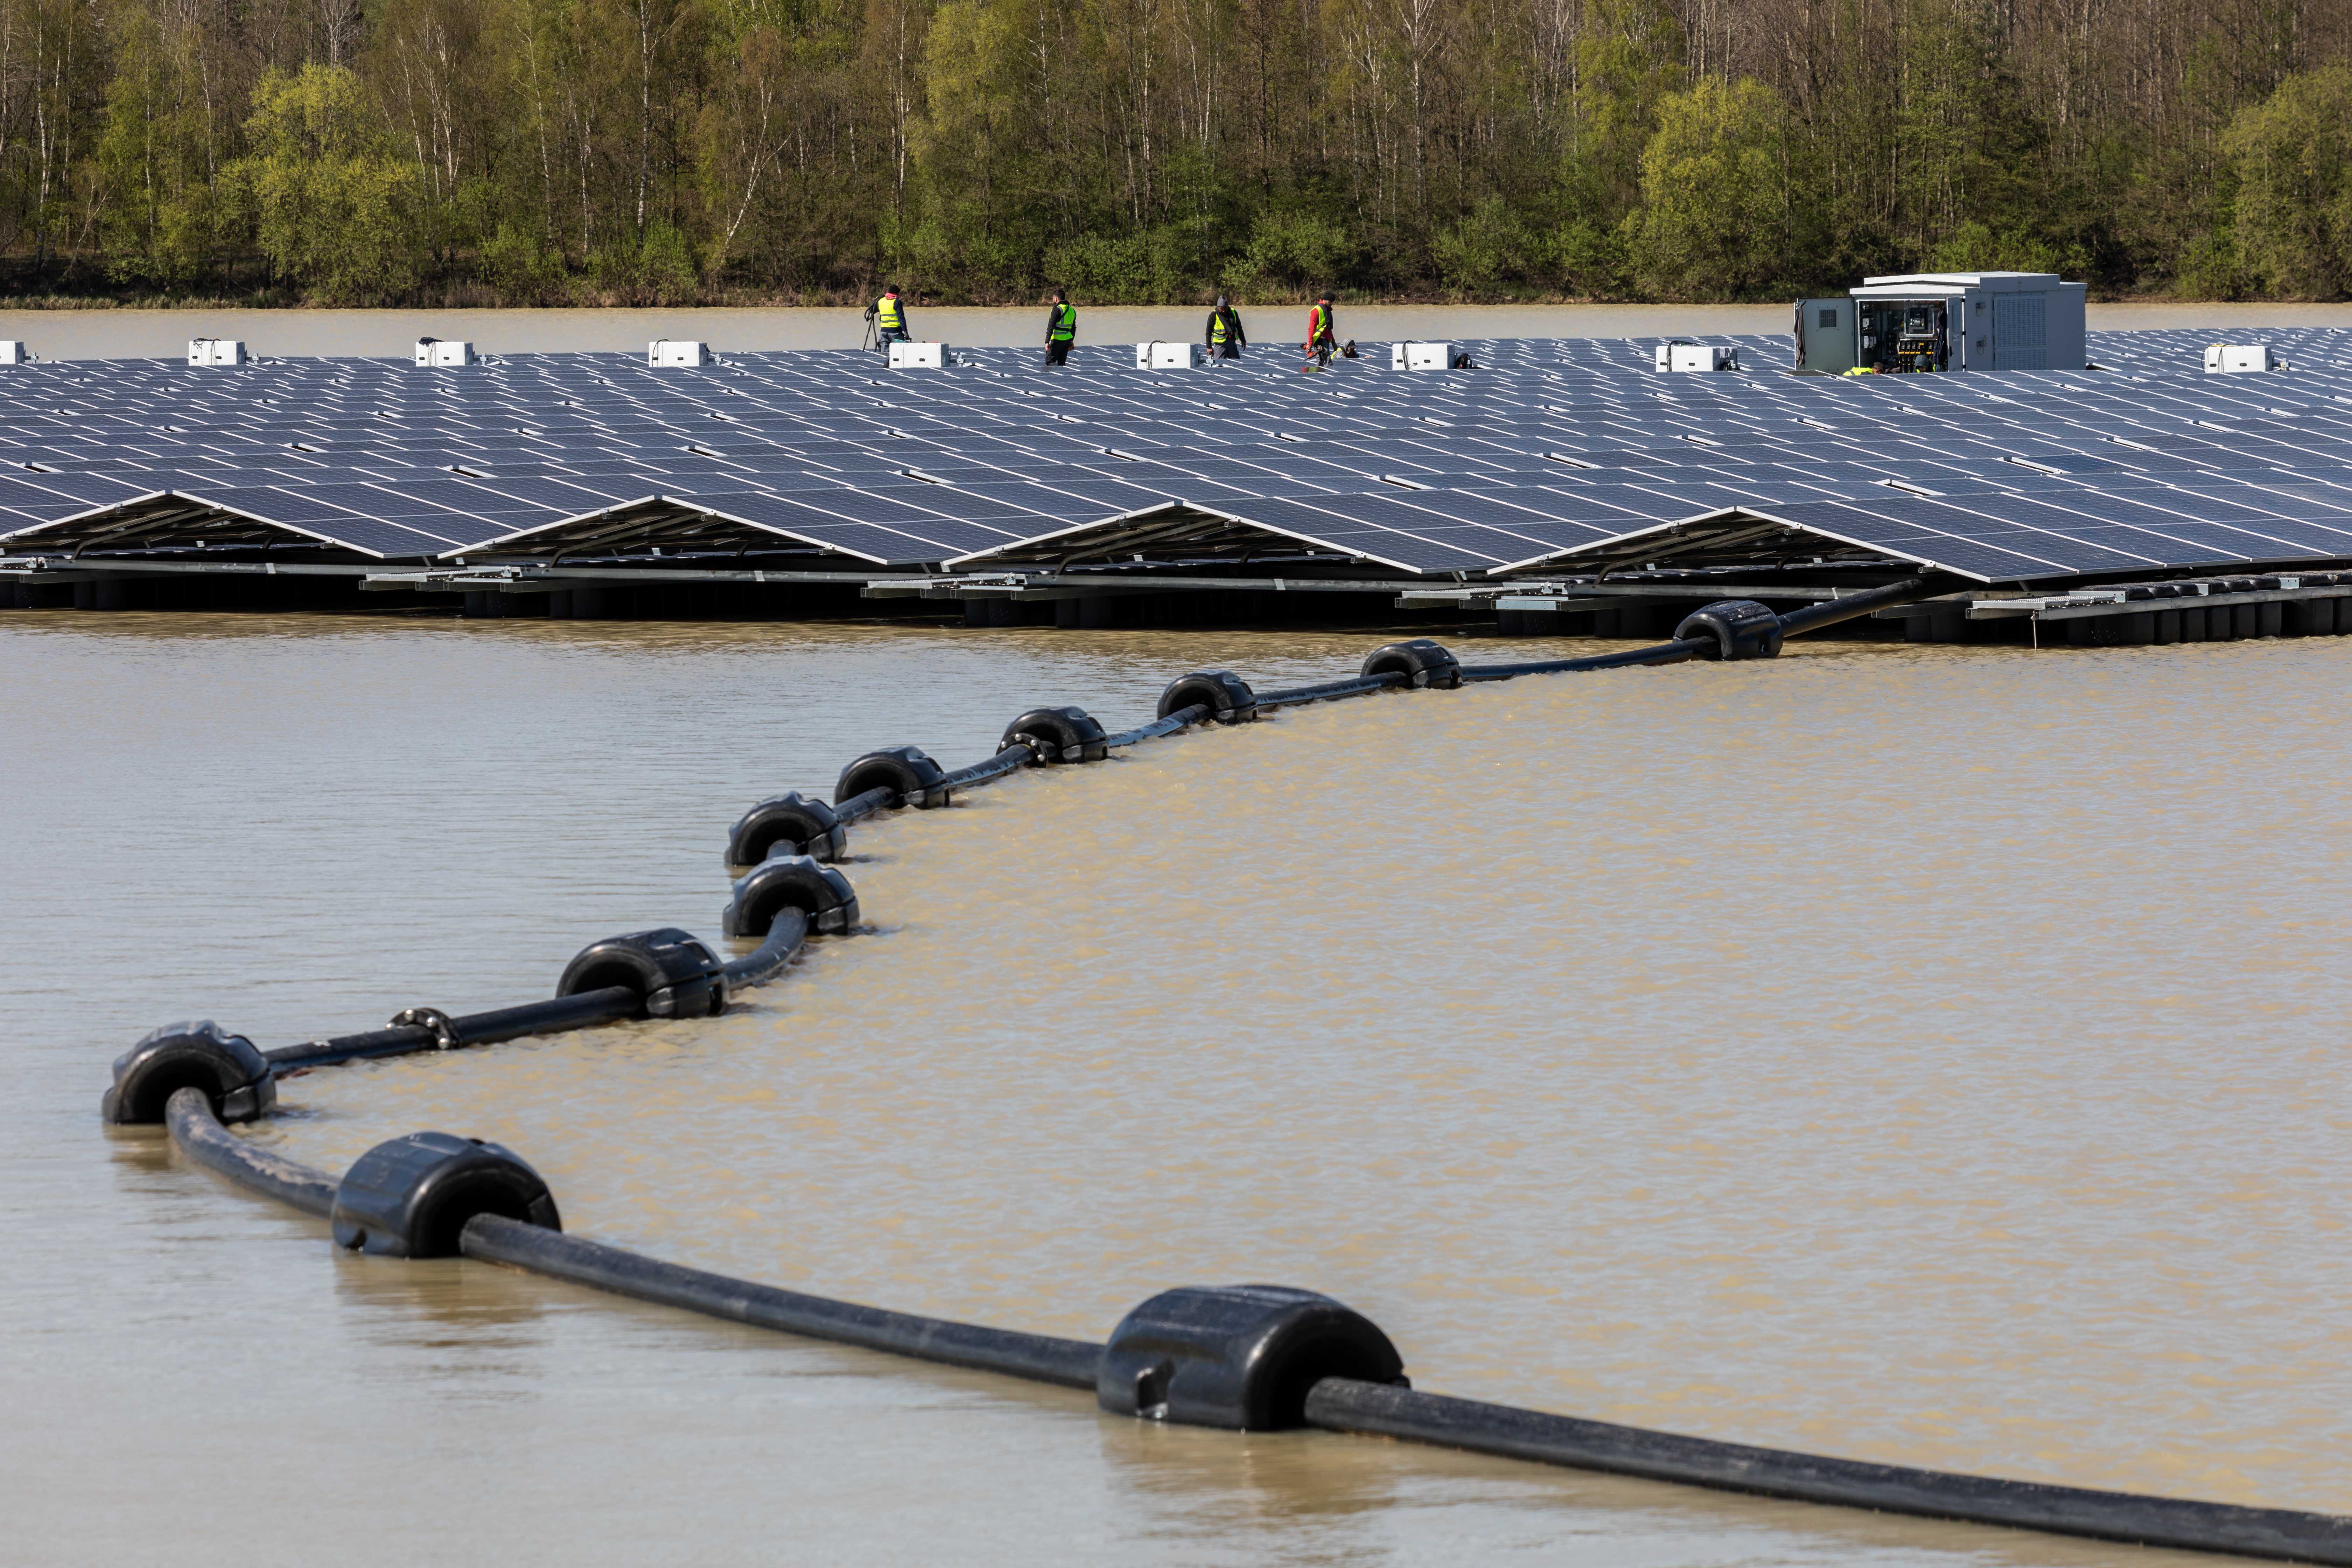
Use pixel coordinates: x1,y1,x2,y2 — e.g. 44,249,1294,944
1,0,2347,306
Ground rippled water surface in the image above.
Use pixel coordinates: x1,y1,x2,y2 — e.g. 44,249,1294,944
7,610,2347,1565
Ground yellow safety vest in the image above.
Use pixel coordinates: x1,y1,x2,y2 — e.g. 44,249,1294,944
1308,304,1330,344
876,295,904,331
1049,303,1077,343
1210,312,1231,345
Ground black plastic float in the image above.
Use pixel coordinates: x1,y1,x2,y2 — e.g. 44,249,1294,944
557,927,730,1018
1002,706,1110,763
331,1132,561,1257
1673,599,1784,660
135,586,2352,1564
1157,669,1258,724
103,1020,276,1125
726,791,848,867
1098,1285,1407,1429
1361,638,1463,689
835,745,952,811
720,854,859,941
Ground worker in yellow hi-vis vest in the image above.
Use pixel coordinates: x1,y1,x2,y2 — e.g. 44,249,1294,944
1305,293,1337,368
870,286,911,354
1043,289,1078,367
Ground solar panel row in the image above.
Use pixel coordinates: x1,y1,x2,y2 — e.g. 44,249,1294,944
0,328,2349,582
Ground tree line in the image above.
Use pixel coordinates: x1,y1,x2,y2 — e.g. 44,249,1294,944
0,0,2347,305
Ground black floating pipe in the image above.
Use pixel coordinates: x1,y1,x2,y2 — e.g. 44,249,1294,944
165,1087,338,1217
1770,574,1945,638
1458,575,1952,684
936,742,1038,791
831,785,897,827
459,1211,1103,1390
1102,702,1208,750
265,986,641,1072
151,1091,2352,1564
1302,1378,2352,1565
1253,671,1407,710
720,906,808,990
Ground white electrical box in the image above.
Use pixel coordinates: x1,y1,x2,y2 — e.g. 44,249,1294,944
1390,342,1456,370
1655,342,1736,372
1135,342,1203,368
187,339,248,366
2205,344,2276,373
887,341,947,369
647,340,712,366
413,337,476,367
0,342,29,365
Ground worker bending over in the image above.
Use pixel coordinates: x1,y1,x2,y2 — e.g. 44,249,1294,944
1305,292,1337,368
873,286,911,350
1044,289,1078,366
1205,296,1246,359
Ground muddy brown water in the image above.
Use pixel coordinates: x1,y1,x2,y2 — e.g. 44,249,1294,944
6,610,2349,1565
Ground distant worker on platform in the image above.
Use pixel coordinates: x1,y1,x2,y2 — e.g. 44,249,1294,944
874,285,911,351
1043,289,1078,366
1205,295,1247,359
1306,292,1337,368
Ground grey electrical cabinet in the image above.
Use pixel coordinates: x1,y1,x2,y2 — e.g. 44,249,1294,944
1793,272,2086,374
1793,299,1857,373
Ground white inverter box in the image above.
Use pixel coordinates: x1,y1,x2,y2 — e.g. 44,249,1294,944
2206,344,2276,373
413,338,476,367
187,338,248,366
1136,342,1202,368
1391,342,1455,370
1655,341,1736,372
0,341,29,364
888,341,947,369
648,340,712,366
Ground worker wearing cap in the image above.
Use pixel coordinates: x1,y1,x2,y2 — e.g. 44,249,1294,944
1044,289,1078,366
874,286,911,349
1205,296,1246,359
1306,293,1337,368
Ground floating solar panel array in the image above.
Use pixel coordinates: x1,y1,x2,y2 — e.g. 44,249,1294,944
5,329,2352,586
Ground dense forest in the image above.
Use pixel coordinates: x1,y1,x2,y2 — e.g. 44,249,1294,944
0,0,2346,304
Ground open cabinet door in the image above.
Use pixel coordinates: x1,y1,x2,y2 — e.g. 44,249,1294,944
1793,299,1857,373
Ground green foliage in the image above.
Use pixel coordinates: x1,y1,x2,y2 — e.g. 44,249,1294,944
1432,197,1531,295
1222,210,1351,298
229,66,425,301
7,0,2350,301
1629,78,1791,300
2225,68,2352,299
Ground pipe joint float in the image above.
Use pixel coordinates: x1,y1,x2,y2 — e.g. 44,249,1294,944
331,1131,561,1257
558,928,729,1018
102,1020,277,1125
1001,706,1110,763
1156,670,1257,725
726,791,848,867
835,745,951,810
1360,638,1463,690
721,855,860,939
1674,600,1784,660
1098,1284,1406,1430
